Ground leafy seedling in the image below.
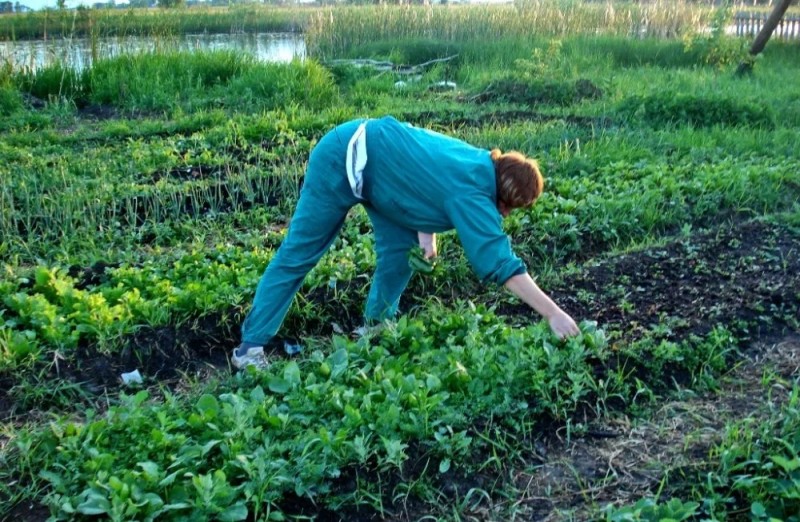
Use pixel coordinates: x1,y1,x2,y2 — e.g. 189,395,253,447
408,246,435,274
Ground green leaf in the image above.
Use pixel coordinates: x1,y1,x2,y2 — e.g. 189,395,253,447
329,349,348,379
751,502,766,517
197,394,220,417
76,493,110,515
770,454,800,472
268,377,290,394
218,502,248,521
439,458,451,474
138,461,159,481
159,470,181,487
284,362,301,387
39,470,64,487
250,385,265,402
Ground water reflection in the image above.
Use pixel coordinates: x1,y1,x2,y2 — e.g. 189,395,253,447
0,32,306,72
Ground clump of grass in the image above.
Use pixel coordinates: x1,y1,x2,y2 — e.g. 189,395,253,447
0,62,23,115
472,39,604,106
342,37,462,65
80,50,337,114
226,59,338,112
563,36,703,69
16,62,89,105
617,91,775,128
0,84,22,116
89,50,252,112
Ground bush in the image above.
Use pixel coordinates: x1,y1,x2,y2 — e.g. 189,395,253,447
617,92,775,128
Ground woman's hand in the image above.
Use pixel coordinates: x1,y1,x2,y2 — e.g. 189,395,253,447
503,273,581,339
548,310,580,339
418,232,437,259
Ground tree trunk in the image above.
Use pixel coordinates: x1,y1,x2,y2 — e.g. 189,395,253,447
736,0,793,75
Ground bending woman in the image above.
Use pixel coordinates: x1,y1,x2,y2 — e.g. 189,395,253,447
233,116,579,369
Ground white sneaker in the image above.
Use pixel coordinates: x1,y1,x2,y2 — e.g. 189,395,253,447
231,345,269,370
353,323,385,338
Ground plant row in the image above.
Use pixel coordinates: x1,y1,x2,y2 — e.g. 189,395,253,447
2,304,746,520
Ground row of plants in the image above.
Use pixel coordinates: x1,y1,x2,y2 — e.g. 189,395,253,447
2,303,750,520
2,144,796,373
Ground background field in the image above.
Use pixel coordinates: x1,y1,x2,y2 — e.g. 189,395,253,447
1,3,799,521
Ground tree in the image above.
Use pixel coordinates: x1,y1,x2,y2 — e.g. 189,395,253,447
736,0,793,75
56,0,66,8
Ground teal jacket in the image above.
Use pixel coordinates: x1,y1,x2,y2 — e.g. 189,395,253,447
362,116,526,285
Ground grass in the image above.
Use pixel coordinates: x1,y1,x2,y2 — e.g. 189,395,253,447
0,5,310,41
1,10,800,520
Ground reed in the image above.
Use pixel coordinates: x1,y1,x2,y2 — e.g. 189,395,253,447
305,1,713,58
0,5,311,41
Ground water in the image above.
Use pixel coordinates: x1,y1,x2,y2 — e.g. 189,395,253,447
0,32,306,72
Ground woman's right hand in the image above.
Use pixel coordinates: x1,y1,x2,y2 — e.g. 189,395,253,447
418,232,437,259
548,310,580,339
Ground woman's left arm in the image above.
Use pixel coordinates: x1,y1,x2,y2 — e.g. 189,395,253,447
504,273,580,339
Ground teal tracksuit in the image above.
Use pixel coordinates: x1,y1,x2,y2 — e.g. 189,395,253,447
241,116,526,345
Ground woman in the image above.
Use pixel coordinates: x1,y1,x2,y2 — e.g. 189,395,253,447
233,116,579,369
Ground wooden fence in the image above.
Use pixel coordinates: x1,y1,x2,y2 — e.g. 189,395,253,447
734,11,800,39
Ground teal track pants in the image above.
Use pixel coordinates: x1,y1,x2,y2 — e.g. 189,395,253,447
241,121,418,345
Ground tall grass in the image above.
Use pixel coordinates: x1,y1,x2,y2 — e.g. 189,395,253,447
0,5,311,41
305,1,713,59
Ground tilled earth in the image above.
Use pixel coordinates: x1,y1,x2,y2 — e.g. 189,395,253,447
541,217,798,343
2,217,799,521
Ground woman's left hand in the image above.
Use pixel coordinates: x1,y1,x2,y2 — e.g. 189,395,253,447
548,310,580,339
418,232,437,259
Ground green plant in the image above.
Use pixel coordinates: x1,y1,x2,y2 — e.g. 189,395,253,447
16,63,88,106
683,4,748,70
604,497,700,521
701,385,800,520
617,91,775,128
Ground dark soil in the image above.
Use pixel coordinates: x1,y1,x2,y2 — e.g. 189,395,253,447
78,104,119,121
508,334,800,521
511,218,800,343
3,501,51,522
69,312,237,394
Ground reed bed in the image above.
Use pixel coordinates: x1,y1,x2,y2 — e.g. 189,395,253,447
305,0,713,58
0,5,311,41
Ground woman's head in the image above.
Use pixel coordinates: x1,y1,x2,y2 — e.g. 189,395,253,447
490,149,544,216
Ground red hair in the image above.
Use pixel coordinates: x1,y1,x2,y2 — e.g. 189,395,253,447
491,149,544,208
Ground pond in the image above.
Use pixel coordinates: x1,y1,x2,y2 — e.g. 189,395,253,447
0,32,306,72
